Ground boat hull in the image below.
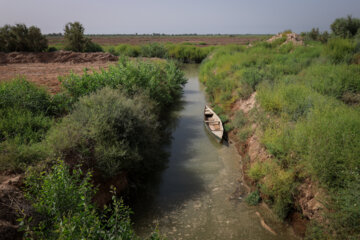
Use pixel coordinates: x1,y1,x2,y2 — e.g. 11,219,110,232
204,122,223,142
203,105,224,143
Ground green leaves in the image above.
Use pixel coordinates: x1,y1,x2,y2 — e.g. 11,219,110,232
23,161,138,240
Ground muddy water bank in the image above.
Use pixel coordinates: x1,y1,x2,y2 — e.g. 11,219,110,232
133,64,298,240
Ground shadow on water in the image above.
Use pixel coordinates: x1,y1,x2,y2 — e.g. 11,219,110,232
132,64,216,221
132,64,298,240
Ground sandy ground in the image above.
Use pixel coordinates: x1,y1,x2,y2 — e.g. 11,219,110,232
0,62,115,94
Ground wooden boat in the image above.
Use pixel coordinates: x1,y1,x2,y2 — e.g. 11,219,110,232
204,105,224,142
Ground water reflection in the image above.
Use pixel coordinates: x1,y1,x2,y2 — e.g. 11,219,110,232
133,64,297,240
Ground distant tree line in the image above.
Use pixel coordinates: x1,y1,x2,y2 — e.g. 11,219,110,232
0,22,102,53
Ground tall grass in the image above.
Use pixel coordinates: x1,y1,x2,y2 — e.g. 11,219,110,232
105,43,214,63
200,36,360,238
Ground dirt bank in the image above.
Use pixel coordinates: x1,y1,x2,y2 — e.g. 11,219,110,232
229,93,324,238
0,174,31,240
0,51,118,65
0,62,116,94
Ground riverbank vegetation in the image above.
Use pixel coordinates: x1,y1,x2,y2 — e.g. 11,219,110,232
0,57,186,238
105,42,215,63
200,16,360,239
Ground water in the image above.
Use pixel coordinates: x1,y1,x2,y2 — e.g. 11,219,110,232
134,64,297,240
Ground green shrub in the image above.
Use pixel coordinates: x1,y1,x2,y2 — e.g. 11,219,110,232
301,64,360,99
236,127,252,143
0,108,52,144
248,162,265,182
64,22,87,52
292,105,360,189
0,78,52,115
232,111,247,129
114,44,140,57
64,22,101,53
331,15,360,38
327,177,360,239
219,114,229,123
141,43,167,58
324,38,356,64
166,44,212,63
47,87,164,178
0,79,58,171
260,163,295,219
212,105,224,115
60,58,186,113
224,123,233,132
257,82,318,120
23,160,137,240
245,190,261,206
84,39,103,52
0,24,48,52
0,141,47,172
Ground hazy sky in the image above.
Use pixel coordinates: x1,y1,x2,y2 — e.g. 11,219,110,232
1,0,360,34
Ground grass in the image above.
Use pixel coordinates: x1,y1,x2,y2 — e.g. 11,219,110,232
200,34,360,238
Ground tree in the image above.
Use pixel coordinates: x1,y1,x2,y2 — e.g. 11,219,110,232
64,22,87,52
331,15,360,38
0,24,48,52
63,22,103,52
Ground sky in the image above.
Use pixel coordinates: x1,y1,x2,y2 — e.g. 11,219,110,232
1,0,360,34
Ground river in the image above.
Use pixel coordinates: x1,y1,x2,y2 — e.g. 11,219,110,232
133,64,298,240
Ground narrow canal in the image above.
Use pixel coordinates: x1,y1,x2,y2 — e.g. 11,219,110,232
134,64,297,240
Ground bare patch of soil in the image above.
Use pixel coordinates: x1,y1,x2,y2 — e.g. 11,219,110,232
0,51,118,65
0,62,116,94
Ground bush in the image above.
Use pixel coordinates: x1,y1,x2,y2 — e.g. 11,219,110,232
236,127,252,143
140,43,167,58
47,87,164,178
64,22,102,52
64,22,87,52
257,82,319,120
0,78,52,115
292,105,360,189
327,177,360,239
331,15,360,38
248,162,265,182
301,64,360,99
260,163,295,219
232,111,247,129
166,44,212,63
324,38,356,64
0,108,52,144
114,44,140,57
0,141,47,172
60,58,186,113
22,160,138,240
0,79,58,171
0,24,48,52
84,39,103,52
245,190,261,206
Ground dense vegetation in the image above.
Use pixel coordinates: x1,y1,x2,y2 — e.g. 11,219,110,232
200,17,360,239
106,42,214,63
64,22,103,52
0,24,48,52
0,58,186,238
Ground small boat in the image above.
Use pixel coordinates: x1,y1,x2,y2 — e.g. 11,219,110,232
204,105,224,142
